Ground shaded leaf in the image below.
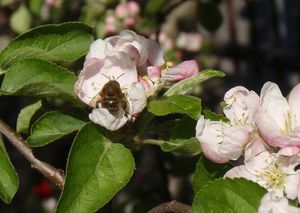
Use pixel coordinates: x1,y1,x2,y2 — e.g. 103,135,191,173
192,178,266,213
148,95,201,120
0,134,19,204
202,109,229,122
16,100,43,134
27,111,86,147
193,155,231,194
164,70,225,97
0,22,93,72
57,123,135,213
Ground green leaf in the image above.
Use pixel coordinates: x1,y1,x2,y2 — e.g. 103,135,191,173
202,109,229,122
0,134,19,204
16,100,43,134
27,111,86,147
0,22,93,72
9,5,32,34
0,59,78,102
57,123,135,213
192,178,267,213
145,0,168,14
160,116,200,155
164,70,225,97
197,1,223,32
148,95,201,120
193,155,232,194
161,138,200,156
171,116,196,140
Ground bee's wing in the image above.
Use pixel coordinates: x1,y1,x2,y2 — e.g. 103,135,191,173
89,93,101,108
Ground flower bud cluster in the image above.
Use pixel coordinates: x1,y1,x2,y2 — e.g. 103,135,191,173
104,1,140,34
196,82,300,211
75,30,199,131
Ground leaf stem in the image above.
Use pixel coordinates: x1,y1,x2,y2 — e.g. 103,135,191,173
147,200,191,213
0,118,65,189
142,139,165,146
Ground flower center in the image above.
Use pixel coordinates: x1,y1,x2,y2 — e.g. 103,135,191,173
261,164,286,190
282,111,293,133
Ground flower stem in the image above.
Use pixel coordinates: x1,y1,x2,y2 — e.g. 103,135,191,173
0,118,65,189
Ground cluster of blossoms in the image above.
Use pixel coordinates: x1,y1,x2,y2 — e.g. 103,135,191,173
196,82,300,212
75,30,199,131
104,1,140,35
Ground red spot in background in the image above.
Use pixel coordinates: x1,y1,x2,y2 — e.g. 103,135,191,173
32,180,53,198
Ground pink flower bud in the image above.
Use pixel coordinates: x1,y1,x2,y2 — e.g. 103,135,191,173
116,3,129,18
123,17,136,27
161,60,199,82
127,1,140,15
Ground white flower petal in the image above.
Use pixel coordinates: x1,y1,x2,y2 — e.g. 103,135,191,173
105,30,149,66
147,39,165,66
195,116,230,163
127,82,147,115
258,192,300,213
288,83,300,127
219,126,251,160
244,151,272,175
85,39,112,62
244,136,269,161
224,165,257,182
284,171,300,201
89,108,128,131
260,82,291,130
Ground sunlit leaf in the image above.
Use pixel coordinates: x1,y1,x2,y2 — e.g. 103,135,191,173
148,95,201,120
192,178,266,213
0,134,19,204
164,70,225,97
27,111,86,147
57,124,135,213
0,22,93,72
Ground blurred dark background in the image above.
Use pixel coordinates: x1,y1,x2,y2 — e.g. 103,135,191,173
0,0,300,212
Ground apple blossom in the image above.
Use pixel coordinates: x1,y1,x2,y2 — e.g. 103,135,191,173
225,151,300,202
256,82,300,148
258,192,300,213
196,116,251,163
223,86,260,131
75,49,146,131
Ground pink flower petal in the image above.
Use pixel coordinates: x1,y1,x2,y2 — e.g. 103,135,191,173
147,39,165,66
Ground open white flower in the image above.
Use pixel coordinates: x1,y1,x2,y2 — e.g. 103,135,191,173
256,82,300,148
75,51,147,131
225,151,300,202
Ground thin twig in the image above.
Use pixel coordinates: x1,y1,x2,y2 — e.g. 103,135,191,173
0,118,65,189
148,201,192,213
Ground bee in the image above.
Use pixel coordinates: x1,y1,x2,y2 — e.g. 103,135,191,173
89,74,128,116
